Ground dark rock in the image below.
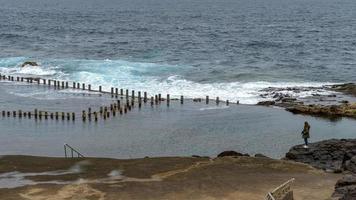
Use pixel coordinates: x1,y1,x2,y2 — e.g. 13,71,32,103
285,103,356,119
281,97,297,103
21,61,38,67
254,153,270,158
331,83,356,97
345,156,356,174
257,101,275,106
332,175,356,200
217,151,249,157
192,155,210,159
285,139,356,173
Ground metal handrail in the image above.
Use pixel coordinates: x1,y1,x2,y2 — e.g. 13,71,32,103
64,143,84,158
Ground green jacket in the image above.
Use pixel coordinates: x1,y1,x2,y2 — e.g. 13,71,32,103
302,125,310,138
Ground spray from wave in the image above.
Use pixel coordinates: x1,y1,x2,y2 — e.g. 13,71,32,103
0,57,338,104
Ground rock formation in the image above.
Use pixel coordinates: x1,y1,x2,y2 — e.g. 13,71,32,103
21,61,38,67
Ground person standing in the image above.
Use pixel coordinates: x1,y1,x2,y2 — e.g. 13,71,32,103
301,121,310,148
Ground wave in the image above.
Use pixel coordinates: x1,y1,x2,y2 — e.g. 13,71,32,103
0,57,339,104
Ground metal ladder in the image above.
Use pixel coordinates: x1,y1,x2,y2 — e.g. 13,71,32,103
64,143,84,158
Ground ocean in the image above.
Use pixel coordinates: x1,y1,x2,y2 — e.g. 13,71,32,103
0,0,355,104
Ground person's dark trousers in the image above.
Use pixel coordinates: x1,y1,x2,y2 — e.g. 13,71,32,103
304,138,308,146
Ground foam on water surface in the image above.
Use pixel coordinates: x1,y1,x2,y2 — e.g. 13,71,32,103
0,57,339,104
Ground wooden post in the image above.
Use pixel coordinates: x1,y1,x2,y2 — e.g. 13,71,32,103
132,90,135,100
151,96,154,106
206,96,209,104
82,110,86,121
43,79,46,85
45,112,48,120
62,81,65,88
54,80,57,87
144,92,147,103
100,107,103,115
21,77,24,82
19,110,22,118
7,111,10,117
16,77,19,81
50,112,54,119
38,111,42,120
61,112,65,120
115,88,118,96
167,94,170,106
88,84,91,91
77,83,80,89
126,89,129,99
155,95,158,105
34,109,38,119
216,97,219,105
117,100,121,110
226,100,229,106
236,100,239,104
158,94,161,102
2,111,5,117
82,83,85,90
28,111,31,118
72,112,75,121
94,112,98,121
67,112,70,120
73,82,76,88
48,79,51,86
55,112,59,120
24,112,27,117
66,82,69,88
99,86,102,92
181,95,184,104
111,87,114,95
120,88,123,95
13,111,16,117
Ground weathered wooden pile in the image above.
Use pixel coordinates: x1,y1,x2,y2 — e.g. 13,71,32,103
0,73,239,122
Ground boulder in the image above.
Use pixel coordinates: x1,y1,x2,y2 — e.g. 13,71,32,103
21,61,38,67
331,83,356,97
257,101,275,106
285,103,356,119
345,156,356,174
217,151,249,157
332,175,356,200
285,139,356,173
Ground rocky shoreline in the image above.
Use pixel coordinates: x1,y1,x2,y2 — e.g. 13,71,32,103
257,83,356,119
285,139,356,200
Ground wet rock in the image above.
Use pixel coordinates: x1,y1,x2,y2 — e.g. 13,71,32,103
192,155,210,159
281,97,297,103
254,153,270,158
257,101,275,106
345,156,356,173
332,175,356,200
21,61,38,67
285,103,356,119
285,139,356,173
331,83,356,97
217,151,249,157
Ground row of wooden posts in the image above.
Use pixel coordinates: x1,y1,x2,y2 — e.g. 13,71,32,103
0,74,239,122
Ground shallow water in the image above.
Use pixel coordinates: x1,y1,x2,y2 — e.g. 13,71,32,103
0,82,355,159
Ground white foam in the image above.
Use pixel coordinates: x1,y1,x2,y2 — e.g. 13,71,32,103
0,57,340,104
